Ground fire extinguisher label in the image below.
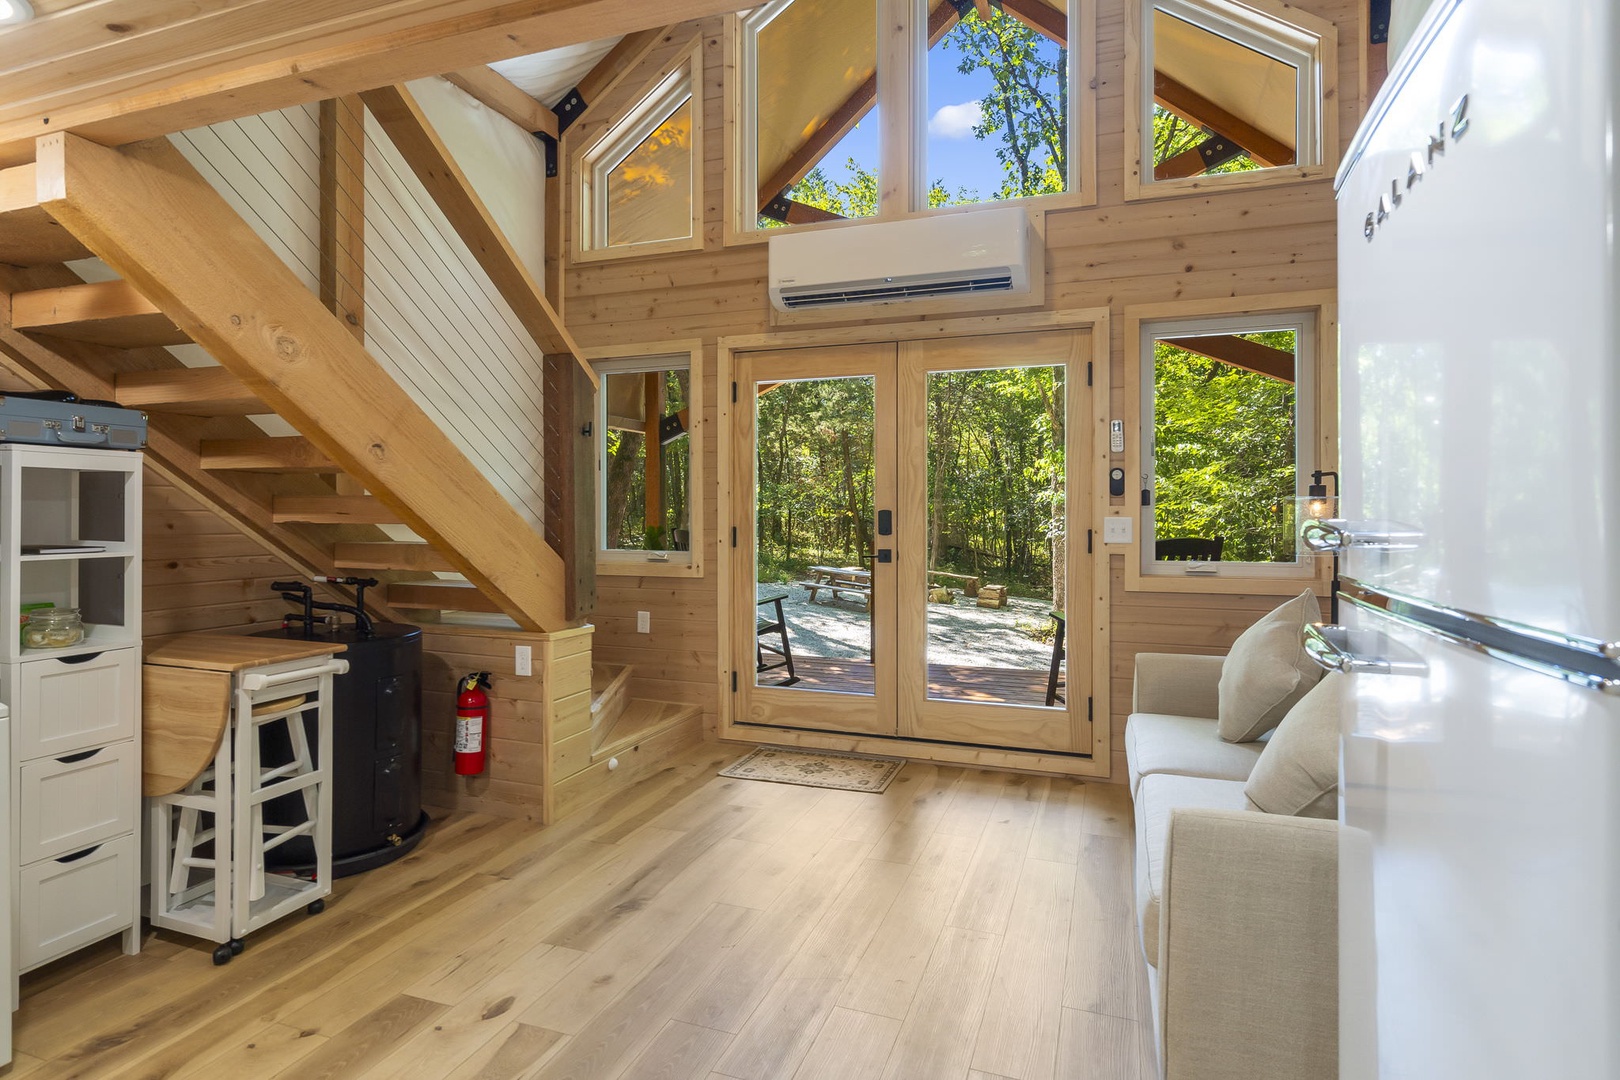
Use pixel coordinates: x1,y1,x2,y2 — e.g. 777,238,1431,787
455,715,483,754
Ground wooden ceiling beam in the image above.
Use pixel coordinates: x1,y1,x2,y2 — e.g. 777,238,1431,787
0,0,742,168
757,0,959,212
556,25,674,130
360,82,593,384
1160,334,1295,383
443,67,560,137
998,0,1067,45
1153,71,1294,169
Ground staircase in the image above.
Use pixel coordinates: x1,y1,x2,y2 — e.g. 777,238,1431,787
547,661,700,819
0,131,584,631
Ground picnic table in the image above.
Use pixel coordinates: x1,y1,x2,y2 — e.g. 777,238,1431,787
798,565,873,610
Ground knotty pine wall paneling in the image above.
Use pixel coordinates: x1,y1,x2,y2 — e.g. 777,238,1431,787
563,0,1364,780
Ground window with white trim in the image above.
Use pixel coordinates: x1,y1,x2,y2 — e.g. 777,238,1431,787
1140,310,1316,577
1138,0,1328,188
579,51,701,255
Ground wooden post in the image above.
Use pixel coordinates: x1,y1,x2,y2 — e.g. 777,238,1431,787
319,96,365,342
543,353,596,621
642,370,663,540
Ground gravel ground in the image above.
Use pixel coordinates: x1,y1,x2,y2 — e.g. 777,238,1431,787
757,582,1057,668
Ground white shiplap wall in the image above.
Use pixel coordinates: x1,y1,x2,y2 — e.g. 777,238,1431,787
165,90,551,531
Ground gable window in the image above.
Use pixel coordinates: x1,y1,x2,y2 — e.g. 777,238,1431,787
578,46,703,258
735,0,1093,233
1129,0,1334,196
594,347,705,576
1136,308,1322,584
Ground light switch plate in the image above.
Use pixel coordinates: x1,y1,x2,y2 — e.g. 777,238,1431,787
636,611,651,633
514,645,532,676
1103,516,1133,544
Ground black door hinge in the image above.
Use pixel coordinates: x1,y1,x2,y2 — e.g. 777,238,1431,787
1086,361,1093,386
1088,697,1094,723
731,526,737,547
731,671,738,692
732,381,738,403
1087,528,1093,554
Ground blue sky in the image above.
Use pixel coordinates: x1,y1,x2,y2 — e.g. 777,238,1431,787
807,19,1066,205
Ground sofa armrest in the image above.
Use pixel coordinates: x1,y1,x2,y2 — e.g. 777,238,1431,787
1132,652,1225,719
1158,809,1337,1080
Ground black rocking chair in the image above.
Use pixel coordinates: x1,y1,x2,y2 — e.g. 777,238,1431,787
756,594,799,686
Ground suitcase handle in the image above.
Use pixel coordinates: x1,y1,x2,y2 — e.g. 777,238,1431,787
54,427,110,446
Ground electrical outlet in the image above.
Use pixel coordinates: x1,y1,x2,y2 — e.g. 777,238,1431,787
636,611,650,634
514,645,532,676
1103,516,1133,544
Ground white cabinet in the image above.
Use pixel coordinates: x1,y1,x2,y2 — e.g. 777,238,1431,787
0,446,142,994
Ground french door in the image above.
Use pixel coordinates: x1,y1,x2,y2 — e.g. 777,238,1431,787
730,330,1093,754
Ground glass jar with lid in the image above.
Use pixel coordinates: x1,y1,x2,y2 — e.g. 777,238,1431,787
24,607,84,649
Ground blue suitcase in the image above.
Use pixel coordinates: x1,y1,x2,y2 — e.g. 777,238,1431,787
0,390,147,450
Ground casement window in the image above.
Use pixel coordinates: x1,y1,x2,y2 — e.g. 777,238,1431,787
1129,0,1335,196
594,347,705,576
578,47,703,259
1133,305,1330,589
736,0,1094,233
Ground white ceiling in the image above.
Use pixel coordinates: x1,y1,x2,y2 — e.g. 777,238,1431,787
489,36,623,108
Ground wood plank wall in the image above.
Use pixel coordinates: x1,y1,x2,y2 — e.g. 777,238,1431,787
563,0,1364,781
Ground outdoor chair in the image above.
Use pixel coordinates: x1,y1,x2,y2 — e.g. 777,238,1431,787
756,593,799,686
1155,536,1224,561
1046,610,1066,707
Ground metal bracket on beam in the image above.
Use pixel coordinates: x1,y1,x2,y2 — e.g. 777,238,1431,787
1197,135,1247,171
760,191,794,224
947,0,975,16
1368,0,1391,44
537,133,558,178
553,87,587,134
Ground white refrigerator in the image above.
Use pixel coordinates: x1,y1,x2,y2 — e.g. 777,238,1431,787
1326,1,1620,1078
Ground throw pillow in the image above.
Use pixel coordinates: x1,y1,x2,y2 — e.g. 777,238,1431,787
1245,671,1343,818
1217,588,1325,742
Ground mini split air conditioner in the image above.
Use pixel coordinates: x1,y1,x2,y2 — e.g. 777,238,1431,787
767,206,1038,312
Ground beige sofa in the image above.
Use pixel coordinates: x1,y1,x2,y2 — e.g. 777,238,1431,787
1126,652,1338,1080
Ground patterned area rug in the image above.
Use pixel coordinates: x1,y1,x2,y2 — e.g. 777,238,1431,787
719,746,906,793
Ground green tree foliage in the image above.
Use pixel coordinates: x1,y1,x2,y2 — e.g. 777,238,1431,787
603,368,691,550
945,9,1067,199
1151,333,1297,563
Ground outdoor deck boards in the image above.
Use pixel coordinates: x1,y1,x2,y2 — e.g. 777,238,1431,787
761,656,1054,706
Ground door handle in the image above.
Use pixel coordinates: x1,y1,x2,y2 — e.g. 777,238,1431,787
876,550,891,563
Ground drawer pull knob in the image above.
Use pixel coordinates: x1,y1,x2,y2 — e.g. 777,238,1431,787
55,748,102,764
56,844,103,864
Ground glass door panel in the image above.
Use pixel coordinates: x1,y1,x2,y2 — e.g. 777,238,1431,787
732,343,897,736
897,333,1091,752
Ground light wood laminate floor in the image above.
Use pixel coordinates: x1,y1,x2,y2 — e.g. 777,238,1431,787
6,743,1155,1080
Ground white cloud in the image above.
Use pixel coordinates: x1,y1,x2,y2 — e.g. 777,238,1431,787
928,100,983,139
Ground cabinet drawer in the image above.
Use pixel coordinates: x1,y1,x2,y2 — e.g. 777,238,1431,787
18,741,137,863
15,650,137,759
18,833,135,969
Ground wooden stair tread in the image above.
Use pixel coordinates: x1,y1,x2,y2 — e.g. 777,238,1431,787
593,699,701,761
271,494,402,525
12,279,188,348
0,164,93,265
115,367,263,415
199,436,337,472
589,662,633,739
334,542,453,573
386,580,500,613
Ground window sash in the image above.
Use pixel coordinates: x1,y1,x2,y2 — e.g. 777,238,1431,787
583,64,695,251
595,355,695,560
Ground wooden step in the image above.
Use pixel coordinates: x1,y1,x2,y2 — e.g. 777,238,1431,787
271,495,402,525
199,436,337,472
11,279,188,347
594,699,702,762
0,163,92,266
385,581,500,613
115,367,263,415
589,663,633,751
333,542,453,573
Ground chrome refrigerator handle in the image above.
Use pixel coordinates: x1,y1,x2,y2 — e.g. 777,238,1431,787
1303,622,1428,676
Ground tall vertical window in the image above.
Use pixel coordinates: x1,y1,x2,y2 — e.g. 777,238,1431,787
594,348,704,576
1132,0,1332,194
1140,311,1316,577
579,49,702,256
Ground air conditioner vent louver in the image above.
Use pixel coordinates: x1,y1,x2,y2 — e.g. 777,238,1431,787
779,273,1016,309
768,208,1038,313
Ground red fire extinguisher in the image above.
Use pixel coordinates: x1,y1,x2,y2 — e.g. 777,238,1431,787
454,672,493,775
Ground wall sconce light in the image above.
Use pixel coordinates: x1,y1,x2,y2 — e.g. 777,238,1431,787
1306,469,1339,520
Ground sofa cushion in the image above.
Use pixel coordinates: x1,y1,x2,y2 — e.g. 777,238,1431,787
1217,589,1325,743
1125,712,1265,797
1133,773,1250,969
1244,671,1343,819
